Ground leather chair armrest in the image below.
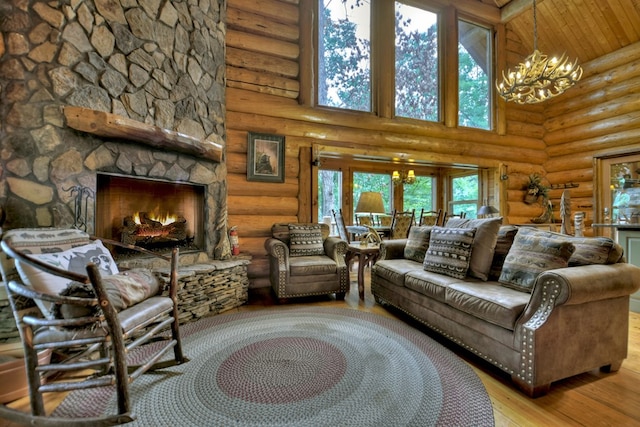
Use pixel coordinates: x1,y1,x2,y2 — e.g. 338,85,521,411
264,238,289,263
324,237,348,263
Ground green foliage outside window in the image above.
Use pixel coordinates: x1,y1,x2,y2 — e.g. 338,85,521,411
318,1,492,128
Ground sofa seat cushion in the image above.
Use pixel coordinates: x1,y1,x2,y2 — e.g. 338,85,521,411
445,282,530,330
405,269,465,303
372,259,423,287
289,256,337,276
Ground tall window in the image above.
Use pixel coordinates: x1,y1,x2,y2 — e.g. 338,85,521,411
395,3,439,122
458,20,491,129
315,2,494,129
403,175,435,214
318,169,342,224
449,173,478,218
318,0,371,112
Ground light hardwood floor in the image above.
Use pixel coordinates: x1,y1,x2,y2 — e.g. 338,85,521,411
3,266,640,426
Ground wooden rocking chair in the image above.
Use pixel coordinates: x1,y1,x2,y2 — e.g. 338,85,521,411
0,228,188,426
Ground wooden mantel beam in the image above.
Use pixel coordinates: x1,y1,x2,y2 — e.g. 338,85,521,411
63,106,223,163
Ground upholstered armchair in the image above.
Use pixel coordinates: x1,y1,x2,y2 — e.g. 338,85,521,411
264,223,349,301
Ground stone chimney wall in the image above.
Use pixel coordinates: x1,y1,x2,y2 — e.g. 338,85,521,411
0,0,229,258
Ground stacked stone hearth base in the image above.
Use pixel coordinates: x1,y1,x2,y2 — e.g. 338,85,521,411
120,253,251,324
163,258,250,323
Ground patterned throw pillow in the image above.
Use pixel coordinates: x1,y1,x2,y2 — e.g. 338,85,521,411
489,225,519,280
288,224,325,257
54,268,161,320
404,226,433,263
16,240,119,318
423,227,476,279
568,236,623,266
445,217,502,281
499,227,575,293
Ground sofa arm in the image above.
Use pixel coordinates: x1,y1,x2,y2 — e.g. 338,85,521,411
545,263,640,305
520,263,640,324
324,237,348,264
379,239,408,260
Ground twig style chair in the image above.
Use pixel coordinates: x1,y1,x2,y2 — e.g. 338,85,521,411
332,209,351,243
0,228,187,426
377,214,393,227
264,223,349,302
419,209,443,226
355,214,373,226
442,211,466,225
390,210,415,239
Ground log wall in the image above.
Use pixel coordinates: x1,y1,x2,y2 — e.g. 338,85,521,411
543,42,640,234
225,0,556,288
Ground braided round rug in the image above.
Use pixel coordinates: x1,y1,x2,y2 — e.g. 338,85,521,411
53,307,494,426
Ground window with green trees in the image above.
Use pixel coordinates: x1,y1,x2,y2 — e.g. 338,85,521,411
403,176,435,215
318,169,343,223
353,172,392,220
317,0,493,128
450,173,479,219
318,0,371,111
395,3,439,121
458,20,491,129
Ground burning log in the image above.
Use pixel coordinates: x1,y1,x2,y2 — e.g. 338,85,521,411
121,212,188,247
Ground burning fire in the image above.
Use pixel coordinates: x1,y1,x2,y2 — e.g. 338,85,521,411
133,211,177,226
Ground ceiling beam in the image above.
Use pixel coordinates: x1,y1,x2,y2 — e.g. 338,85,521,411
500,0,546,23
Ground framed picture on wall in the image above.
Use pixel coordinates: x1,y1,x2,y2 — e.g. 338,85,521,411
247,132,285,183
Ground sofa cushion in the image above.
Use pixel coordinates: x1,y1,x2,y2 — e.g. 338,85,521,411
372,259,423,287
289,255,337,276
423,227,476,280
288,224,325,257
445,217,502,281
404,226,433,263
445,281,530,330
499,227,575,292
489,225,519,280
405,269,465,303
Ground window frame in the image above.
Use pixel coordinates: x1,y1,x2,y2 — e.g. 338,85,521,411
311,0,496,130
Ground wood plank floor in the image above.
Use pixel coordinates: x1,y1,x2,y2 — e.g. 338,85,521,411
3,265,640,426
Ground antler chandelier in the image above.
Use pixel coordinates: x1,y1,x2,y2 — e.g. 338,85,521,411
496,0,583,104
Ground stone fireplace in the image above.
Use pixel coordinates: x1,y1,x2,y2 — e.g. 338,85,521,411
0,0,231,260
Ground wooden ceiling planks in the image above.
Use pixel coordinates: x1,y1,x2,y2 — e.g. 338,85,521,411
504,0,640,64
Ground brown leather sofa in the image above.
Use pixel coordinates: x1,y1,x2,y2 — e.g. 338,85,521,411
371,222,640,397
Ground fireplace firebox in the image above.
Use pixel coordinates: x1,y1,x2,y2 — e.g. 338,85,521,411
96,174,205,254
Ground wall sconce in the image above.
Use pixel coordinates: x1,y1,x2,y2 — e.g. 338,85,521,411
392,169,416,185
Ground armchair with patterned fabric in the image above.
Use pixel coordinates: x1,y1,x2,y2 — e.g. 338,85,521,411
264,223,349,301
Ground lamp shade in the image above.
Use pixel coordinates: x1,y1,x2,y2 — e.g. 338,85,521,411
355,192,385,214
478,205,499,217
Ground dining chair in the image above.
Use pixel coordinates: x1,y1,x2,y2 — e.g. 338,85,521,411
355,214,373,227
419,208,443,226
332,209,351,243
390,210,415,239
442,211,466,225
377,214,393,228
